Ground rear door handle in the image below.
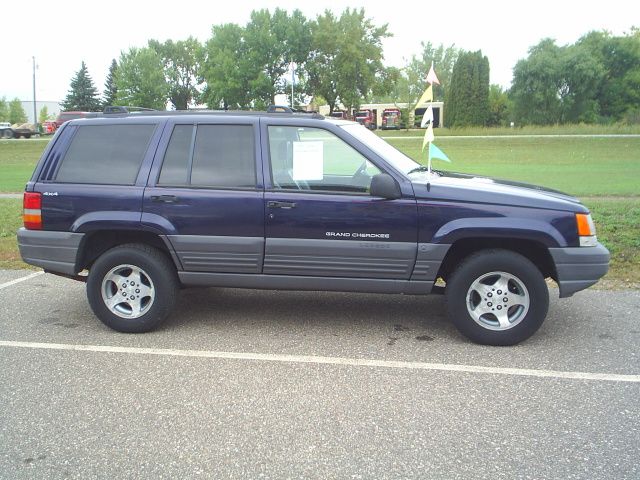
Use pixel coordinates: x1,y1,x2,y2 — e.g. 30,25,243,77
151,195,178,203
268,201,296,209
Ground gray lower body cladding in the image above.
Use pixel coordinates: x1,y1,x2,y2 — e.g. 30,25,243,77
17,228,84,275
263,238,420,279
170,236,450,294
178,271,434,295
167,235,263,273
549,243,610,297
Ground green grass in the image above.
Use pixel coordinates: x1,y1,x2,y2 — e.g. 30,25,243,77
0,199,25,269
584,198,640,283
0,140,48,192
385,136,640,196
379,123,640,137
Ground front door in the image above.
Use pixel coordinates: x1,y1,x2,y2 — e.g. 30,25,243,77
262,122,418,280
143,118,264,274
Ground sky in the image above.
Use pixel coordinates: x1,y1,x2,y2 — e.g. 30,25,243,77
2,0,638,103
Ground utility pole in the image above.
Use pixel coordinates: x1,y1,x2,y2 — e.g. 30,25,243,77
291,61,294,109
32,56,37,130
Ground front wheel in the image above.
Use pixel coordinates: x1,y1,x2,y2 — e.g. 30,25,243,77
445,249,549,345
87,244,179,333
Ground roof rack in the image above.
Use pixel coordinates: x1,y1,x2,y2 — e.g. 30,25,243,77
99,105,324,120
103,106,157,114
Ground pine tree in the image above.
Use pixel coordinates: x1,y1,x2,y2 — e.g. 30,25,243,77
103,59,118,107
61,61,101,111
447,51,490,127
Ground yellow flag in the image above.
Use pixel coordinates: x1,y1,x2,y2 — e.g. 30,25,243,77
416,84,433,107
422,123,434,151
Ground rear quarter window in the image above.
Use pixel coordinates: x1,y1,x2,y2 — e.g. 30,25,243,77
54,124,156,185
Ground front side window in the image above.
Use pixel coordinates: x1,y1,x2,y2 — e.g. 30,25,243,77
55,124,156,185
268,126,380,194
158,124,255,189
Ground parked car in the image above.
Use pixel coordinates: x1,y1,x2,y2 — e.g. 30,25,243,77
17,108,609,345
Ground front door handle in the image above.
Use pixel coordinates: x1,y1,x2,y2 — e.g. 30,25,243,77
268,201,296,209
151,195,178,203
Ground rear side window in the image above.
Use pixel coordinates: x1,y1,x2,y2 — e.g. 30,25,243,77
55,124,156,185
158,124,256,189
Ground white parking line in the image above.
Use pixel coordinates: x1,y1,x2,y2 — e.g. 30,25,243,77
0,271,44,290
1,340,638,383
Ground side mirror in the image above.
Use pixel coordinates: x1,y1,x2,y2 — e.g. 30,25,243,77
370,173,401,200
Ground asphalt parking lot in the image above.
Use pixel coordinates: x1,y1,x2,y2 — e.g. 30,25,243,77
1,270,638,479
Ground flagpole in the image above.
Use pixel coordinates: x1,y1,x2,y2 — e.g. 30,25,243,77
427,141,432,181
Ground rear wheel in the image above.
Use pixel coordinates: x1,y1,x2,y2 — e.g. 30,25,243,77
445,249,549,345
87,244,179,333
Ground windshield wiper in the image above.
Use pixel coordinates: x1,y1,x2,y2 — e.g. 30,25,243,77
407,166,429,175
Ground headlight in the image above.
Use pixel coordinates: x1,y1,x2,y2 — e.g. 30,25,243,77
575,213,597,247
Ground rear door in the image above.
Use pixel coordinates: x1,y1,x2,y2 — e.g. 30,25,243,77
143,117,264,274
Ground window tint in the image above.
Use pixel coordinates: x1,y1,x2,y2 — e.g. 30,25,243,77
158,125,193,185
191,125,255,188
55,124,155,185
268,126,380,194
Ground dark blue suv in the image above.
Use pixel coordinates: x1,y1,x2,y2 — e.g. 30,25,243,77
17,109,610,345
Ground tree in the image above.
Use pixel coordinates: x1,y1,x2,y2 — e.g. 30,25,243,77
447,50,490,127
306,8,390,114
510,38,604,124
487,84,511,126
201,23,253,109
103,59,118,107
372,43,459,128
115,47,169,110
0,97,8,122
38,106,51,124
149,37,203,109
576,30,640,121
418,42,459,101
201,10,311,109
9,98,27,124
243,8,311,108
61,61,101,111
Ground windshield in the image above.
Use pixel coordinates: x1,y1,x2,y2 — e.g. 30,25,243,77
341,123,420,175
355,112,368,117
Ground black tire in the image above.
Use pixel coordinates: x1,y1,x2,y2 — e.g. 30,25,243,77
3,129,14,139
445,249,549,346
86,243,179,333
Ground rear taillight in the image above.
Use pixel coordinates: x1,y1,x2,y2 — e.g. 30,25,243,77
23,192,42,230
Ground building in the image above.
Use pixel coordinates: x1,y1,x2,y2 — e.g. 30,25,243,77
20,101,61,124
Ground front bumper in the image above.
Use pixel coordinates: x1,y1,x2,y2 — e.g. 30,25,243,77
17,228,84,275
549,242,610,298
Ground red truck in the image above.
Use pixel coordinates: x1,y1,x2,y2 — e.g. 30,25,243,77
329,110,348,120
381,108,401,130
354,109,377,130
55,111,93,128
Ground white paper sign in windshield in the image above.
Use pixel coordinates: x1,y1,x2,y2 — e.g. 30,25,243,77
292,141,323,181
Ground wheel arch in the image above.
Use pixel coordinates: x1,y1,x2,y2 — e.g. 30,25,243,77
436,237,557,283
77,229,181,272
